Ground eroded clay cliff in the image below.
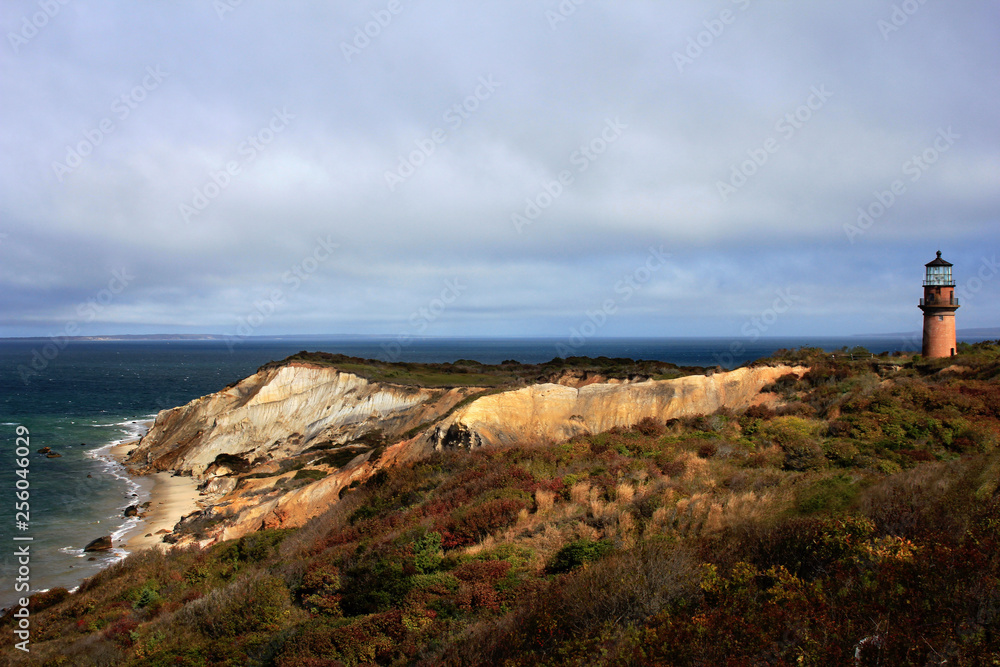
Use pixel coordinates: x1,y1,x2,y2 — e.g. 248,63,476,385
427,365,808,451
126,363,481,477
125,362,806,547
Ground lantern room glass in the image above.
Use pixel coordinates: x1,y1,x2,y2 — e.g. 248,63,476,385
924,265,954,286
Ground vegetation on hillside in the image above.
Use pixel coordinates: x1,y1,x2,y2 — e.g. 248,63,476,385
5,343,1000,666
257,351,710,387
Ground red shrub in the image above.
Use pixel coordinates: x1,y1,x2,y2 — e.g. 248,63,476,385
452,559,511,583
440,499,527,548
103,616,139,647
457,581,502,612
633,417,666,437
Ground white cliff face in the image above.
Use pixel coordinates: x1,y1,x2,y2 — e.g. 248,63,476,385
128,363,479,477
429,366,808,450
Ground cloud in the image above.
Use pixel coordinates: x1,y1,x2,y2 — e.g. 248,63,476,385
1,0,997,338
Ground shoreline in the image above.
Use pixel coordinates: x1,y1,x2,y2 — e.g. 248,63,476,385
108,440,204,552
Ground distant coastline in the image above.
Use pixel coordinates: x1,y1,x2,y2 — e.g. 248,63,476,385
857,327,1000,339
3,328,998,342
0,334,228,341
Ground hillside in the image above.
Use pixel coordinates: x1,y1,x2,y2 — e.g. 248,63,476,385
4,342,1000,665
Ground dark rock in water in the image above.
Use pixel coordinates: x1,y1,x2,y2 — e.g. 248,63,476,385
81,443,86,446
37,447,50,454
124,505,139,518
46,452,62,458
87,474,92,478
131,493,138,497
84,536,113,552
87,557,96,561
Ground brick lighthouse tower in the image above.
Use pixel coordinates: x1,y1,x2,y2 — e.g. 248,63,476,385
919,251,960,358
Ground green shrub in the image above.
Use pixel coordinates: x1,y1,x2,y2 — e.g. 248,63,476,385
823,439,859,467
781,438,827,471
413,531,443,574
340,559,413,616
131,584,163,610
293,468,328,482
213,528,294,568
319,448,368,469
796,474,862,515
179,572,292,638
548,538,614,574
412,571,460,593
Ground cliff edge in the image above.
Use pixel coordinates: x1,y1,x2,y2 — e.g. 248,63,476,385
123,359,806,546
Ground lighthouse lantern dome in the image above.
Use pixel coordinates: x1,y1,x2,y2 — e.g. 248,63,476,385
924,251,954,287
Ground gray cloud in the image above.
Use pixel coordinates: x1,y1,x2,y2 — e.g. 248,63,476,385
1,0,997,338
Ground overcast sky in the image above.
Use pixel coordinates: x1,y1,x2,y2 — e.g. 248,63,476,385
1,1,997,340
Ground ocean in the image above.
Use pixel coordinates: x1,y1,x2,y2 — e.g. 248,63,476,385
0,333,971,609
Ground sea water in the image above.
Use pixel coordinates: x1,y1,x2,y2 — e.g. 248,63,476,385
0,333,966,609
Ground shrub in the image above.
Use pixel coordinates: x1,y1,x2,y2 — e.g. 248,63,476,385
27,587,70,614
413,531,443,574
781,438,827,471
548,539,614,574
273,611,407,667
722,514,876,580
697,441,718,459
214,528,293,567
449,541,702,663
759,417,827,471
103,615,140,648
796,474,862,515
299,561,343,616
179,572,292,638
440,498,527,548
412,571,460,593
131,584,163,611
340,558,413,616
293,468,328,482
859,457,982,539
633,417,666,437
319,447,367,469
744,403,776,420
822,439,859,467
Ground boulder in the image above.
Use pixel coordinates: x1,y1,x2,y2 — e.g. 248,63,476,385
83,536,113,552
124,505,139,518
46,452,62,458
37,447,50,454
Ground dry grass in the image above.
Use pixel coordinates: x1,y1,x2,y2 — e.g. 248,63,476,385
570,481,590,504
616,482,635,503
534,488,556,514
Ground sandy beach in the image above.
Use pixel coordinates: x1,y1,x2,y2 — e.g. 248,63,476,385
109,440,204,551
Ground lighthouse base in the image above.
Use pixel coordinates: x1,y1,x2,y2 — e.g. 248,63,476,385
921,310,958,359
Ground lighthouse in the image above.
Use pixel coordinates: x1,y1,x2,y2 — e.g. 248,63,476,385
918,251,960,358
